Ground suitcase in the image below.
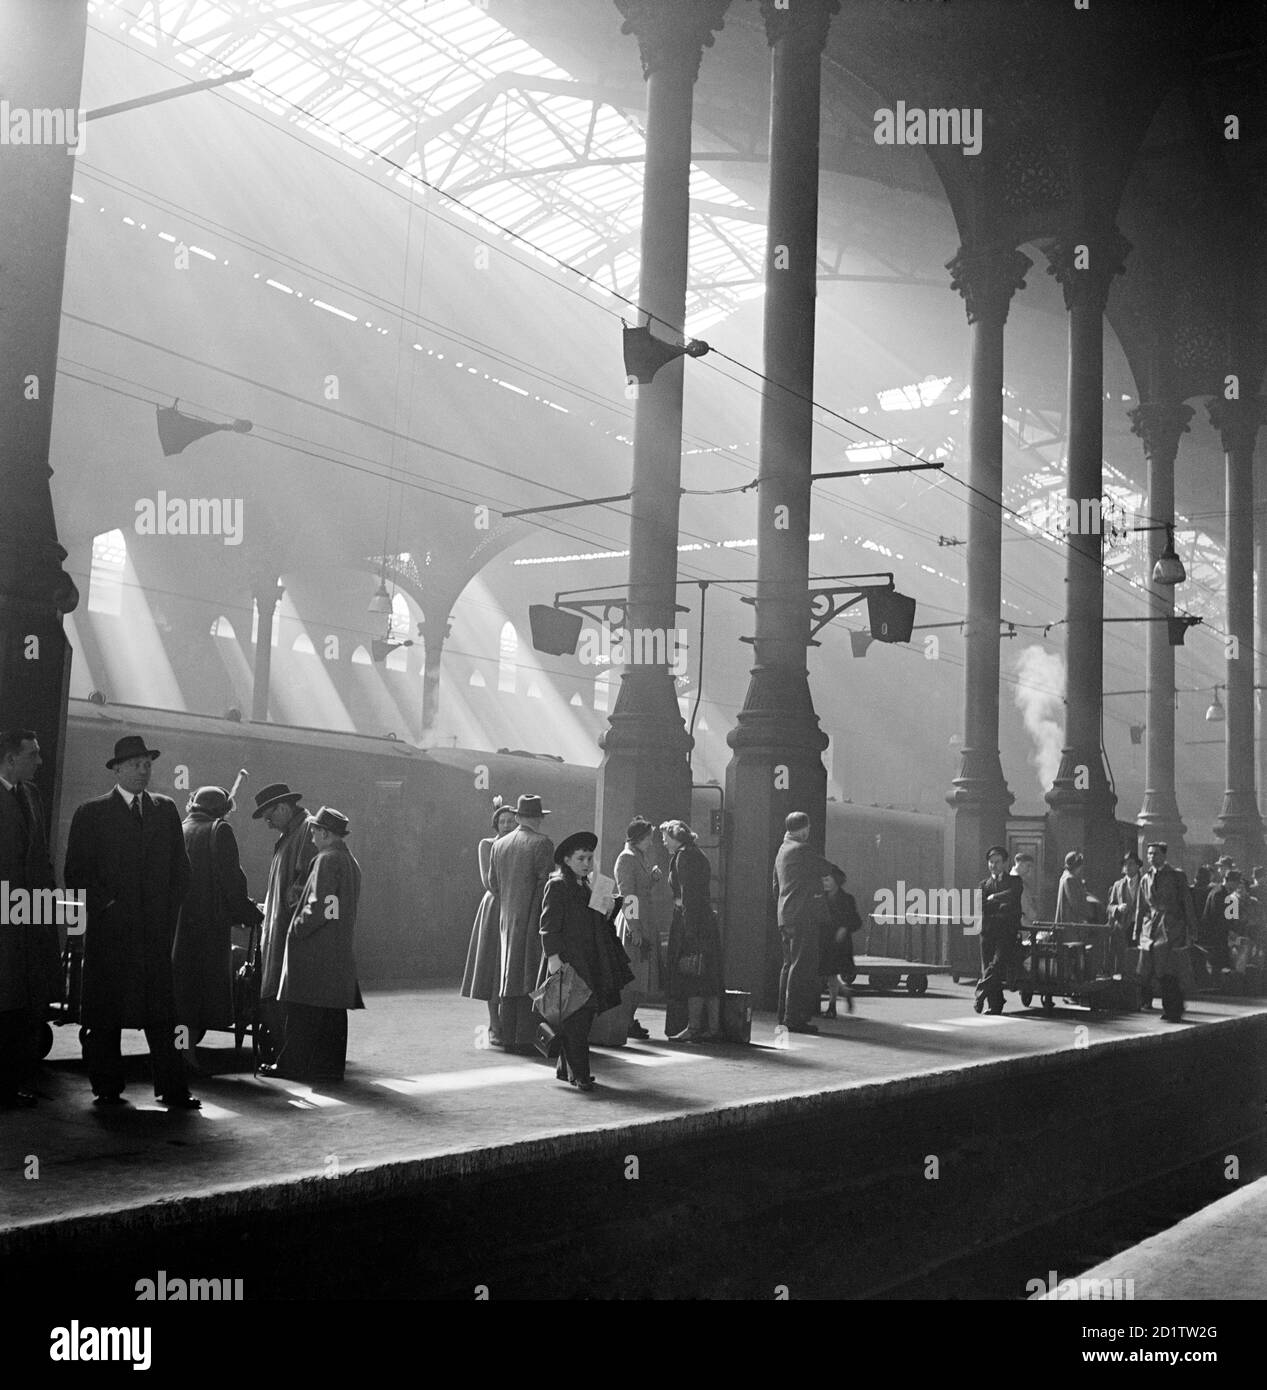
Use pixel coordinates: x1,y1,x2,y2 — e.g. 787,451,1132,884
721,990,752,1044
588,995,634,1047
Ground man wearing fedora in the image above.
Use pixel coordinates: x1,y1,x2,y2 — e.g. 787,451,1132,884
0,729,61,1107
173,786,263,1072
488,794,554,1050
64,734,198,1107
252,782,316,1062
263,807,364,1081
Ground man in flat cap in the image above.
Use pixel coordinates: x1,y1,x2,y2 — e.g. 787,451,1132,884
488,794,554,1050
1135,841,1197,1021
172,786,263,1072
263,807,364,1081
64,734,198,1107
253,782,316,1062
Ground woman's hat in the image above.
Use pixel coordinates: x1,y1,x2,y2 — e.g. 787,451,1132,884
308,806,350,837
554,830,598,865
189,785,233,815
491,797,516,829
514,794,551,818
252,783,303,818
106,734,161,769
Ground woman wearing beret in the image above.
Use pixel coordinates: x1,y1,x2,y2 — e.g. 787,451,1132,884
540,831,634,1091
662,820,723,1042
460,801,519,1044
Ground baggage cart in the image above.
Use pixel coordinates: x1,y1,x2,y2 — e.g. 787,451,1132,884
844,912,954,995
1012,922,1140,1013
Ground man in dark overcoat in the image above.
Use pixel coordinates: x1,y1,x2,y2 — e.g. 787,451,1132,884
772,811,833,1034
173,786,263,1069
0,729,62,1107
252,782,315,1061
63,735,198,1107
488,794,554,1050
1135,841,1197,1021
974,845,1023,1015
264,807,364,1081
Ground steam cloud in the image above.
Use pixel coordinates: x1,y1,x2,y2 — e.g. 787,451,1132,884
1013,644,1066,790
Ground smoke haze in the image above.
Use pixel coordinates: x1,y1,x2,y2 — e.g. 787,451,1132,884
1013,644,1066,790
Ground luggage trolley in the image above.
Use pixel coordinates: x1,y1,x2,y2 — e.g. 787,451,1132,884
1012,921,1140,1013
847,912,953,995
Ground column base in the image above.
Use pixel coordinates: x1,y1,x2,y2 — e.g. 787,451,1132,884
1213,799,1265,873
723,669,828,1009
595,671,694,873
1045,760,1120,901
947,747,1015,887
1136,789,1187,862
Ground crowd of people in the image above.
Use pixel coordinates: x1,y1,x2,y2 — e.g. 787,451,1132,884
0,728,363,1109
976,840,1263,1023
5,719,1261,1110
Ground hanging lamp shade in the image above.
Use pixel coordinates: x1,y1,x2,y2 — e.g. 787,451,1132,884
622,324,710,384
1152,527,1185,586
1205,689,1226,723
367,578,392,615
157,400,252,456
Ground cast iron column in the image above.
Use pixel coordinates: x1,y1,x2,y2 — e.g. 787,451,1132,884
945,245,1031,887
596,1,730,871
723,0,838,1006
1258,509,1267,828
250,579,283,723
0,1,87,838
1044,230,1129,899
1131,401,1192,856
1208,394,1265,867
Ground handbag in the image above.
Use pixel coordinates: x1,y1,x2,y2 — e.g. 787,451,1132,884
534,1020,561,1059
677,952,704,978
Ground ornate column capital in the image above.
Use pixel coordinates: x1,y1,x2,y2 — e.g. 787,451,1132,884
1206,395,1267,452
1047,229,1131,313
615,0,731,82
946,245,1032,327
1128,401,1194,467
759,0,841,50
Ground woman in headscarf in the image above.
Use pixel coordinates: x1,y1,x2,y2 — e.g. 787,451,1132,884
539,831,633,1091
661,820,723,1042
460,799,519,1045
613,815,668,1041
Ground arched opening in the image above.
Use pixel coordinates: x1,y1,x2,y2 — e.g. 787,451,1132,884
498,620,518,694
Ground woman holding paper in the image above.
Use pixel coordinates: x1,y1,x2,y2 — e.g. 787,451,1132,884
539,831,633,1090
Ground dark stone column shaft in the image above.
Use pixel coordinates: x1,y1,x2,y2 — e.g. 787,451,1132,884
1209,395,1265,866
0,1,87,838
596,2,729,871
1044,232,1129,898
945,246,1030,886
1130,402,1193,855
723,0,836,1006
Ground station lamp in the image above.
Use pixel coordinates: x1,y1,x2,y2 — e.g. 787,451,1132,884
1205,686,1226,723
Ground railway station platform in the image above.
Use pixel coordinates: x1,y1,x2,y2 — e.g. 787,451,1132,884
1,983,1265,1301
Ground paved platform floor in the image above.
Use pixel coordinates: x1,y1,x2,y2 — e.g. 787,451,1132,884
1056,1175,1267,1301
2,981,1262,1235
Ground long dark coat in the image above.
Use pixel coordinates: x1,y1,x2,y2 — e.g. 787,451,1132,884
279,839,365,1010
537,870,633,1014
488,824,553,998
1135,862,1197,990
64,790,190,1029
0,780,62,1013
172,812,263,1033
259,808,316,1002
666,843,723,999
